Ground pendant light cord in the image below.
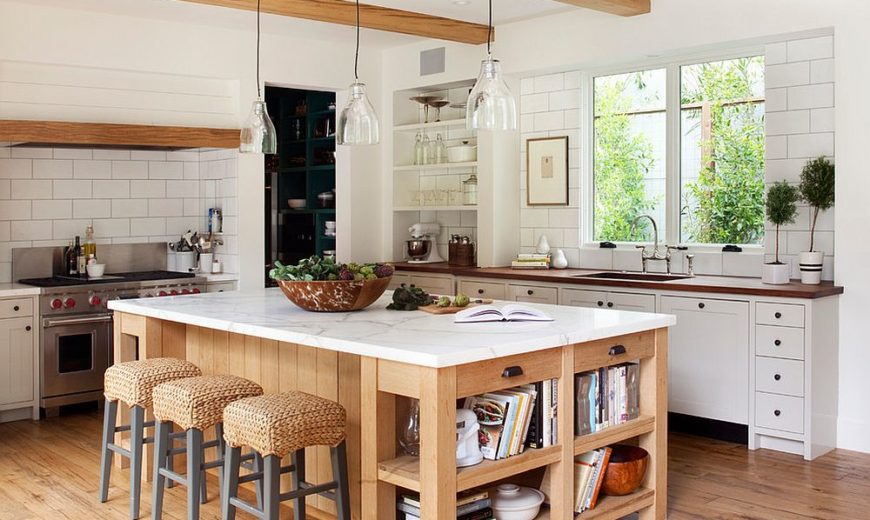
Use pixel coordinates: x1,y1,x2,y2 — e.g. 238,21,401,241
256,0,262,97
354,0,360,81
487,0,492,56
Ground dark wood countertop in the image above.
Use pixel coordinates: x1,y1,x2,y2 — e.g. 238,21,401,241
392,262,843,299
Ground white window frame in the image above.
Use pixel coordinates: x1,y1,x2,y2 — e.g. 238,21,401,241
581,45,766,251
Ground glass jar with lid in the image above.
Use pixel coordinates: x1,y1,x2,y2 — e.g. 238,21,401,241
463,174,478,206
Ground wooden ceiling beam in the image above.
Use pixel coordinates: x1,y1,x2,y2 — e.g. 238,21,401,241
0,120,240,149
180,0,492,45
553,0,650,16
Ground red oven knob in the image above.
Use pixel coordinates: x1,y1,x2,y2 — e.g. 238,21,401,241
50,298,63,310
192,288,201,294
170,290,179,296
89,295,101,306
63,298,76,309
181,289,190,295
158,291,168,297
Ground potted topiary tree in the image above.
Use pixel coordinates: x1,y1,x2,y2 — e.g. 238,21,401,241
798,156,835,284
763,182,799,284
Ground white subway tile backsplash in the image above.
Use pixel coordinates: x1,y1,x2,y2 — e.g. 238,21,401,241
53,148,93,160
33,200,72,220
765,110,809,135
0,148,9,159
787,36,833,62
766,62,809,89
93,180,130,198
111,199,148,218
578,248,613,270
689,252,723,276
148,199,184,217
612,249,643,272
130,217,166,236
0,180,9,199
548,208,579,228
52,219,91,241
722,252,763,277
183,198,201,217
11,147,52,159
53,179,92,199
92,218,130,238
183,162,200,180
520,77,534,95
165,216,201,235
112,161,148,179
787,132,834,158
534,111,565,131
765,136,788,160
11,220,52,241
0,159,32,179
11,180,51,200
166,151,200,162
0,222,10,242
73,160,112,179
520,93,549,114
131,180,166,198
148,161,184,180
73,199,111,218
549,90,579,110
787,83,834,110
0,201,31,220
810,59,834,84
165,180,199,198
765,42,787,65
33,159,72,179
520,208,549,227
765,88,787,112
93,149,131,161
534,73,564,93
131,150,167,161
765,158,807,183
810,108,835,133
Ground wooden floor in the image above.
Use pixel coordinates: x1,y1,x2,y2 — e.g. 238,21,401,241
0,409,868,519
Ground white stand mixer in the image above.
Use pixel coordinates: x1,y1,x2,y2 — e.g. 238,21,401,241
406,223,445,264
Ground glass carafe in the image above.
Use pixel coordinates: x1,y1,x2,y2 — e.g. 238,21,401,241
414,132,424,166
435,133,447,164
398,398,421,456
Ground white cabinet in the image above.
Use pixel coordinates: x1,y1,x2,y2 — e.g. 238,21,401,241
559,288,655,312
457,279,506,300
206,281,237,293
0,296,37,423
406,274,454,296
660,296,750,425
508,284,558,305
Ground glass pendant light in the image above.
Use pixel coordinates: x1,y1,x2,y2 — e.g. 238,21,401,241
466,0,517,131
337,0,380,145
240,0,277,154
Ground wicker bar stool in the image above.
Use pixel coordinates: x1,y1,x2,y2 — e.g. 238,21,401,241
100,358,202,520
151,375,264,520
221,391,350,520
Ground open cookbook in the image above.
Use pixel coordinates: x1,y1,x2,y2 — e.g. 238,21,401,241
454,304,554,323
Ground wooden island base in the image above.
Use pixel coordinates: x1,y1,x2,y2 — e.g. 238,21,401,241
112,311,667,520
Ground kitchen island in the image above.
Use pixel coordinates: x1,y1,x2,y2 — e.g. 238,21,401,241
108,288,674,520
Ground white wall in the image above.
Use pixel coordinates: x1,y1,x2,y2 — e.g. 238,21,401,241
0,0,387,289
380,0,870,453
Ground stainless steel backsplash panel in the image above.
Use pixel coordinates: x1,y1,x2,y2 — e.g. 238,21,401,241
12,243,167,281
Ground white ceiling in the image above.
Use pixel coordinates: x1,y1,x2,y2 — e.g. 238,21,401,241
369,0,571,24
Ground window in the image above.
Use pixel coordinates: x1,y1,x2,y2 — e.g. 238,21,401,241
590,54,765,246
593,69,666,242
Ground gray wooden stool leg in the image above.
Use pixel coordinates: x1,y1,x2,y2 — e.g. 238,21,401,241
291,449,305,520
167,423,175,489
262,455,281,520
331,441,351,520
221,446,241,520
129,405,145,520
152,421,171,520
253,452,264,510
187,429,203,520
98,398,118,503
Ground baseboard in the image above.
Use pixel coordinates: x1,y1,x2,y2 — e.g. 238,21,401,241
668,412,748,444
0,407,34,424
837,416,870,453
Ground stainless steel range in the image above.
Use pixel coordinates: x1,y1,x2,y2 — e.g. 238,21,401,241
13,244,205,414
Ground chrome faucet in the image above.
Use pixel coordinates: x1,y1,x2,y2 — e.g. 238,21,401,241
630,215,680,274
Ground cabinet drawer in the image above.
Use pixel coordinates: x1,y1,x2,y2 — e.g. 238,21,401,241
756,325,804,360
574,330,656,373
608,292,656,313
206,282,237,293
756,392,804,434
410,275,454,296
458,280,506,300
0,298,32,319
755,357,804,397
756,302,804,328
455,347,561,398
560,288,609,309
508,284,558,305
388,274,411,291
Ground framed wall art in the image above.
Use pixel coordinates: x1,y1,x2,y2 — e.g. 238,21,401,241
526,136,569,206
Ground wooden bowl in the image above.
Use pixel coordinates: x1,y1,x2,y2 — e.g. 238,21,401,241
277,277,391,312
602,445,649,496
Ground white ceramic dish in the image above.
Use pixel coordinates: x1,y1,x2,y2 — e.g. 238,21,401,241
447,142,477,163
490,484,545,520
288,198,307,209
86,263,106,278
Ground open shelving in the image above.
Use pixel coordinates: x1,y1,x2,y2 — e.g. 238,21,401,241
394,161,478,172
393,118,467,132
394,205,477,212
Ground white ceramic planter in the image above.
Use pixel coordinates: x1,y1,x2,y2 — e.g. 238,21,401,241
762,263,791,285
799,251,824,284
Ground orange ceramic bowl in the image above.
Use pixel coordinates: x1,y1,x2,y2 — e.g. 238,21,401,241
601,445,649,496
277,277,391,312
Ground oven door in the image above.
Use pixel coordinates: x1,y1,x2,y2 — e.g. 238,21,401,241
41,313,113,399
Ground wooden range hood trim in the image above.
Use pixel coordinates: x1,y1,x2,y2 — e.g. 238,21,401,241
180,0,492,45
553,0,650,16
0,120,241,149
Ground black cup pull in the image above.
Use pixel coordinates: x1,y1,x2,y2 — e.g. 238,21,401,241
25,325,31,332
502,366,524,378
775,312,782,319
609,345,627,356
597,301,604,307
698,302,705,309
527,290,534,296
774,374,782,381
774,409,781,417
13,305,19,311
607,302,614,308
477,289,484,295
774,339,782,346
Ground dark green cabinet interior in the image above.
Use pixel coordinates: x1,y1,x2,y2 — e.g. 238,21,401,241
264,86,336,285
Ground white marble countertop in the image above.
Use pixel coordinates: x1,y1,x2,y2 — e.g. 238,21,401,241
109,288,676,368
0,284,42,297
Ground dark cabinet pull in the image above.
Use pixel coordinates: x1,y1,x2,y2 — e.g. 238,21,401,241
13,305,19,311
774,409,781,417
698,302,705,309
597,301,604,307
774,374,782,381
25,325,31,332
775,312,782,319
607,302,614,308
608,345,627,356
527,290,534,296
774,339,782,346
502,366,524,378
477,289,484,295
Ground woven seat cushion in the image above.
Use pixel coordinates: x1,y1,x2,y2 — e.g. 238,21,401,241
152,375,263,431
104,358,202,408
223,392,347,458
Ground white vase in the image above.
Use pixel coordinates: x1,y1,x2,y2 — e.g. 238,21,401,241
762,263,790,285
552,249,568,269
536,235,550,255
798,251,824,284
